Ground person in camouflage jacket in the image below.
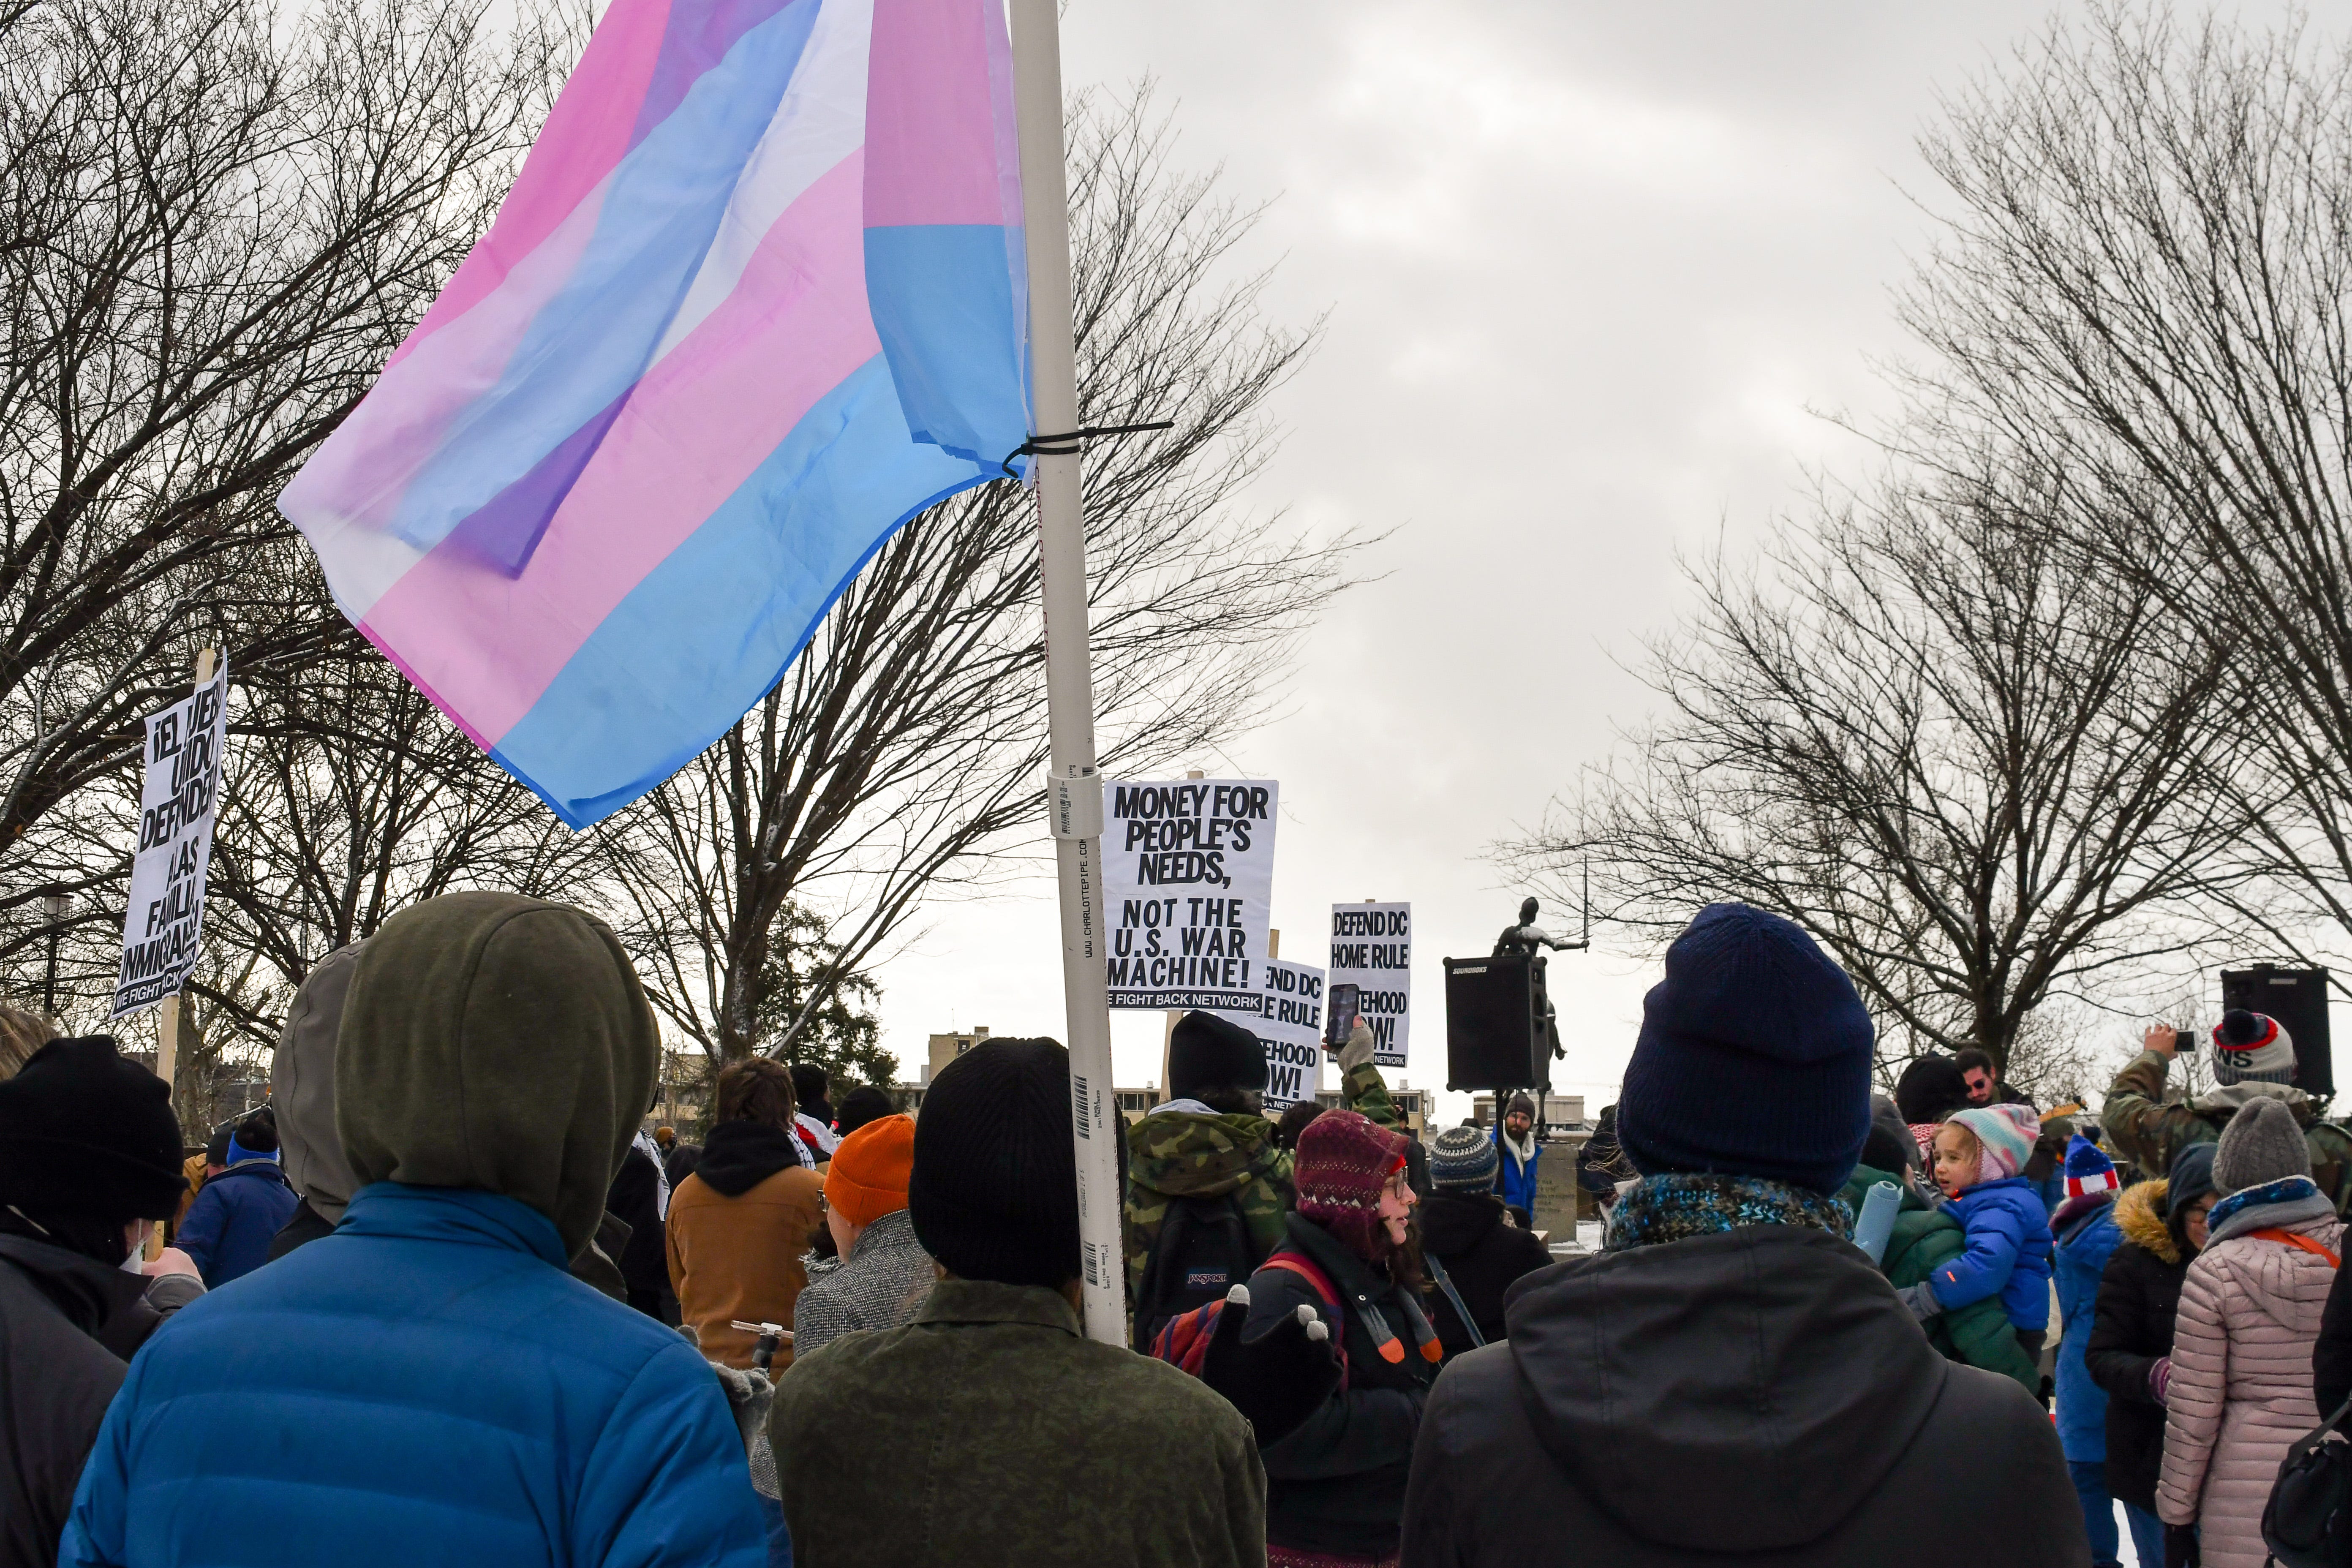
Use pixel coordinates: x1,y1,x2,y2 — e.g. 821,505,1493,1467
1124,1013,1402,1304
2102,1024,2352,1212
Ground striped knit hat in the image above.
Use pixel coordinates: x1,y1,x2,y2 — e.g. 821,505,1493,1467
1429,1125,1500,1192
2063,1133,2119,1200
1945,1103,2039,1187
1294,1108,1410,1263
2213,1010,2297,1086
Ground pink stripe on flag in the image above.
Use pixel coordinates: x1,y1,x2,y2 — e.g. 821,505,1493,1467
283,173,614,562
360,151,882,746
864,0,1004,226
389,0,675,369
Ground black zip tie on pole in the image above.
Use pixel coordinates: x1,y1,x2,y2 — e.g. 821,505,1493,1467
1000,419,1173,479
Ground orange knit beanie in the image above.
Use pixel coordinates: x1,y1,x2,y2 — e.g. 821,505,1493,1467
825,1112,915,1228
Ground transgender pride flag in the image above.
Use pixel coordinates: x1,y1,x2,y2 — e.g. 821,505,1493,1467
281,0,1030,827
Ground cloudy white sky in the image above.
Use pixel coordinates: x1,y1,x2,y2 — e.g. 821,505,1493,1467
866,1,2317,1122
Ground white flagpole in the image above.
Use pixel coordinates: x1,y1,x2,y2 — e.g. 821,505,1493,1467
1010,0,1125,1344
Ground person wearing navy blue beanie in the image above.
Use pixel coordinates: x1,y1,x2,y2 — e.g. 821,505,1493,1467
1616,901,1875,1196
1400,903,2088,1568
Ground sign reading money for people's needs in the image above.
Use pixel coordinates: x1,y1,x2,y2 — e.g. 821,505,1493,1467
1253,957,1326,1111
111,662,229,1018
1102,777,1277,1013
1328,901,1411,1069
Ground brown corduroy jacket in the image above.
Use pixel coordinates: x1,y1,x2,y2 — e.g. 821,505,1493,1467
666,1164,825,1369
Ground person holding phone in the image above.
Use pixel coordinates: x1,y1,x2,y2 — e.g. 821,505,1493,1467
2102,1017,2352,1206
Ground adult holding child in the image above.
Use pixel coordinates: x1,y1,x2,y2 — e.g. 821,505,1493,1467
1400,902,2085,1566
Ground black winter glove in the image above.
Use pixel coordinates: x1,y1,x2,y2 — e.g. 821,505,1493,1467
1198,1284,1342,1449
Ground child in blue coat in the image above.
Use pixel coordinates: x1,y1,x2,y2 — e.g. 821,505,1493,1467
1901,1102,2057,1371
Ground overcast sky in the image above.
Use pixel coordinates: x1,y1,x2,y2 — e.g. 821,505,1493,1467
864,1,2316,1122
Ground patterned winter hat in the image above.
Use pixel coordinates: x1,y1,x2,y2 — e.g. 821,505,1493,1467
2213,1010,2297,1086
1294,1108,1410,1263
1429,1125,1500,1192
2063,1133,2119,1200
1945,1103,2039,1186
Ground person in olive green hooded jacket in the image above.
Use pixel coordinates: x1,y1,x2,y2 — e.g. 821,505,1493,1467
62,893,767,1568
1840,1137,2041,1398
1124,1011,1401,1344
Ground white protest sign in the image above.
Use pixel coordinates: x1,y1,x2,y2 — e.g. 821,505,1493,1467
1328,901,1411,1069
1252,957,1326,1111
1102,777,1277,1013
110,664,229,1018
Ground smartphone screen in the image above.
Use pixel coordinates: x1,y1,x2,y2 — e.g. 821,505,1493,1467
1324,983,1359,1050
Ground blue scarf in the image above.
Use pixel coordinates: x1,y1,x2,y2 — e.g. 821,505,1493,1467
2205,1175,2324,1241
1605,1173,1852,1253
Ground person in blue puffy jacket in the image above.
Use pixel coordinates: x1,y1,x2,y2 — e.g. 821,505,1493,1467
2052,1134,2128,1566
1897,1102,2058,1371
60,892,767,1568
173,1111,296,1287
1491,1092,1541,1223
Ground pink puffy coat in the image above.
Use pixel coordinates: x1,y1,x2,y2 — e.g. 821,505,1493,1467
2156,1214,2344,1568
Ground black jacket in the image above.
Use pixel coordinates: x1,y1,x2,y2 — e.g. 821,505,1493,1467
1399,1225,2088,1568
604,1145,670,1300
1245,1212,1439,1560
1417,1192,1550,1358
2083,1180,2190,1514
266,1195,338,1261
0,1235,147,1568
2315,1249,2352,1418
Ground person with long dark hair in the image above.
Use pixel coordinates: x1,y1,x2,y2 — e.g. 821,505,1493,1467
1243,1107,1440,1568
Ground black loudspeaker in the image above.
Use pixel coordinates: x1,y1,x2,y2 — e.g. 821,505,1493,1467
2220,964,2333,1097
1445,954,1541,1091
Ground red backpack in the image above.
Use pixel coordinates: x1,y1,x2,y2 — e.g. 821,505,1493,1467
1148,1250,1352,1388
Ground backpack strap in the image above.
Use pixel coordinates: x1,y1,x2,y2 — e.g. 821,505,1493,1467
1260,1251,1341,1311
1260,1250,1350,1387
2249,1227,2342,1269
1423,1250,1484,1353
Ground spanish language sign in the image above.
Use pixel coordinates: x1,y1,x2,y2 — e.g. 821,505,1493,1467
1253,958,1326,1111
1328,901,1410,1069
111,663,229,1018
1103,777,1277,1012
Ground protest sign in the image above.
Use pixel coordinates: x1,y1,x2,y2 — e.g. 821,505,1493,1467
110,663,229,1018
1253,958,1326,1110
1329,901,1410,1069
1102,777,1277,1012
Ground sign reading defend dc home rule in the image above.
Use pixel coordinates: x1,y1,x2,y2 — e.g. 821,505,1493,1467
110,665,229,1019
1253,958,1325,1111
1329,902,1410,1069
1102,777,1277,1013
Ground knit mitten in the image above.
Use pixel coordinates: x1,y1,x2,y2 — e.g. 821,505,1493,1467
709,1360,776,1462
1892,1282,1942,1321
1199,1285,1341,1449
2148,1356,2172,1406
1337,1021,1377,1075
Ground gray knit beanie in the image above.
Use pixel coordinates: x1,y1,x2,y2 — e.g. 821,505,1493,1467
2212,1097,2311,1194
1429,1126,1500,1192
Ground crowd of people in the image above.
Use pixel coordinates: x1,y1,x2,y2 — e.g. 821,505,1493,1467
8,890,2352,1565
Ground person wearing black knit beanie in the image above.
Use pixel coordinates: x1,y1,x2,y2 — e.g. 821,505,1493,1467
0,1035,198,1567
770,1037,1269,1568
1400,903,2090,1568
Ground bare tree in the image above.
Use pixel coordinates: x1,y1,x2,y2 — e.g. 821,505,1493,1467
1893,4,2352,970
0,0,561,924
1510,460,2259,1088
600,87,1359,1064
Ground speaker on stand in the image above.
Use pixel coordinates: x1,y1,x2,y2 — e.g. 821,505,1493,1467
2220,964,2333,1098
1444,953,1543,1092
